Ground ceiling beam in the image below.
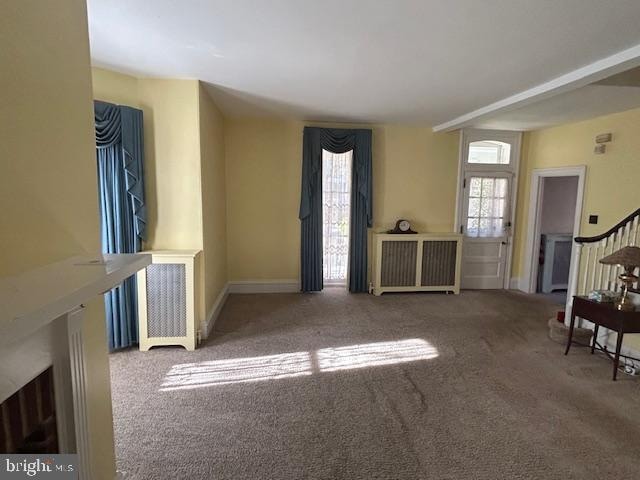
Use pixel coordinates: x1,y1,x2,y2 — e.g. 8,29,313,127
433,43,640,132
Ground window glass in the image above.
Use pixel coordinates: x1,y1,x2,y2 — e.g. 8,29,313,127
466,177,508,237
468,141,511,165
322,150,352,283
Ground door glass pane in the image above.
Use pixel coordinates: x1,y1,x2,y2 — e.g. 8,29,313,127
468,141,511,165
322,149,352,283
466,177,508,237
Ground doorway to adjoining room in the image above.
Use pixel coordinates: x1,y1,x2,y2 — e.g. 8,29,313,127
522,166,586,309
536,176,579,304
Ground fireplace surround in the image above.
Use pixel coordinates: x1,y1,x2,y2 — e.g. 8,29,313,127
0,254,150,479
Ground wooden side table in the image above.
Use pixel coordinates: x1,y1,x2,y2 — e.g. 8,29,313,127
565,296,640,380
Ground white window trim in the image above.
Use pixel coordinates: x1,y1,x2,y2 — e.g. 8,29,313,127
454,128,523,289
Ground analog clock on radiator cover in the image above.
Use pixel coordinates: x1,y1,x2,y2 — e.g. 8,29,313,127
387,219,417,234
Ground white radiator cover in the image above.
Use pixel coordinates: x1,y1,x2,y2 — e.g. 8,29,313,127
540,233,572,293
137,250,201,351
372,233,462,295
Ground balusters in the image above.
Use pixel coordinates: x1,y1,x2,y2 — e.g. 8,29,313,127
574,211,640,301
581,245,591,296
612,228,623,291
605,232,615,290
623,223,631,247
589,241,599,293
629,217,640,246
597,239,605,289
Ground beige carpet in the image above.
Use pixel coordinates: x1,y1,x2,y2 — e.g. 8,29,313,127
109,289,640,479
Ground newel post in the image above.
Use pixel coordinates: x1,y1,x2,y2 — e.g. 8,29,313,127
565,242,583,326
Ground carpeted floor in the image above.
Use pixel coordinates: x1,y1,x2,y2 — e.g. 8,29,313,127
109,289,640,479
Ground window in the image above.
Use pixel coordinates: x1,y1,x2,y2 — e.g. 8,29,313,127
322,150,352,284
468,140,511,165
465,176,508,237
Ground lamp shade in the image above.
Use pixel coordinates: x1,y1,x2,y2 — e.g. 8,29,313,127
599,246,640,267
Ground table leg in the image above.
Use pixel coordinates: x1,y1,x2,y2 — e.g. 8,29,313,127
565,311,577,355
591,324,599,354
613,332,624,381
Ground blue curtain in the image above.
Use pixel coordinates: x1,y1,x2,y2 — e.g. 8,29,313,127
299,127,372,293
94,101,146,350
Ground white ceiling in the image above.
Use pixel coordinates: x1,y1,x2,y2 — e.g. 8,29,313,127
87,0,640,128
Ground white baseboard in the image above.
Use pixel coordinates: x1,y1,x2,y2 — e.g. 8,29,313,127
228,279,299,294
200,283,229,340
579,320,640,369
509,277,526,292
603,332,640,369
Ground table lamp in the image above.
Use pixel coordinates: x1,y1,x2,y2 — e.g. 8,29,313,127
599,246,640,311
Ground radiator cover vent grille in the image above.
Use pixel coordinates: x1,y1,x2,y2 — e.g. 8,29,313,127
372,234,462,295
421,241,457,286
146,263,187,338
381,241,417,287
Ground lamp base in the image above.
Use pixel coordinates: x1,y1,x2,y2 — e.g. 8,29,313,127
616,269,638,312
615,299,636,312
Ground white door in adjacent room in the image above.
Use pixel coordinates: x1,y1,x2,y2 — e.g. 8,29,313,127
457,131,521,289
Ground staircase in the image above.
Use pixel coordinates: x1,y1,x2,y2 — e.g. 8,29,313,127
567,207,640,348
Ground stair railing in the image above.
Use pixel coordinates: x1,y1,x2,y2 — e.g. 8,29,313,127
566,207,640,324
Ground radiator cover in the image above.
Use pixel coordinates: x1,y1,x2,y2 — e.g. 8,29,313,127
137,250,200,351
373,233,462,296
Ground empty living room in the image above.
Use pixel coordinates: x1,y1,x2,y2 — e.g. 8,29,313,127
3,1,640,479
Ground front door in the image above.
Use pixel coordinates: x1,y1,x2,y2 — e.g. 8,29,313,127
460,172,512,289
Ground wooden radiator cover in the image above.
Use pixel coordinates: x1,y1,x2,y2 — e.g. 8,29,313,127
137,250,201,351
373,233,462,296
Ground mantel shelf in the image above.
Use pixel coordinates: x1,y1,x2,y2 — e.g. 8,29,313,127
0,254,151,346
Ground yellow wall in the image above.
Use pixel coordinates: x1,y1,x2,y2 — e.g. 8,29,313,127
91,67,140,107
92,69,204,251
512,108,640,351
513,107,640,279
137,79,203,251
224,119,459,281
225,119,302,280
1,1,115,477
198,84,228,320
92,68,230,328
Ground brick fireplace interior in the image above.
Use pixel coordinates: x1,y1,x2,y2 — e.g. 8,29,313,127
0,367,58,453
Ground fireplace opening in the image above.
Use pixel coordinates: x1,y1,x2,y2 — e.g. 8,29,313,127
0,366,58,453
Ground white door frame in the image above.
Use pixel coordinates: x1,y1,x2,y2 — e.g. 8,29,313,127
455,128,522,289
522,166,586,293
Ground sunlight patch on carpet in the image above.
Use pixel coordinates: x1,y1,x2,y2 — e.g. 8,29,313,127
159,352,312,391
159,339,438,391
316,339,439,372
